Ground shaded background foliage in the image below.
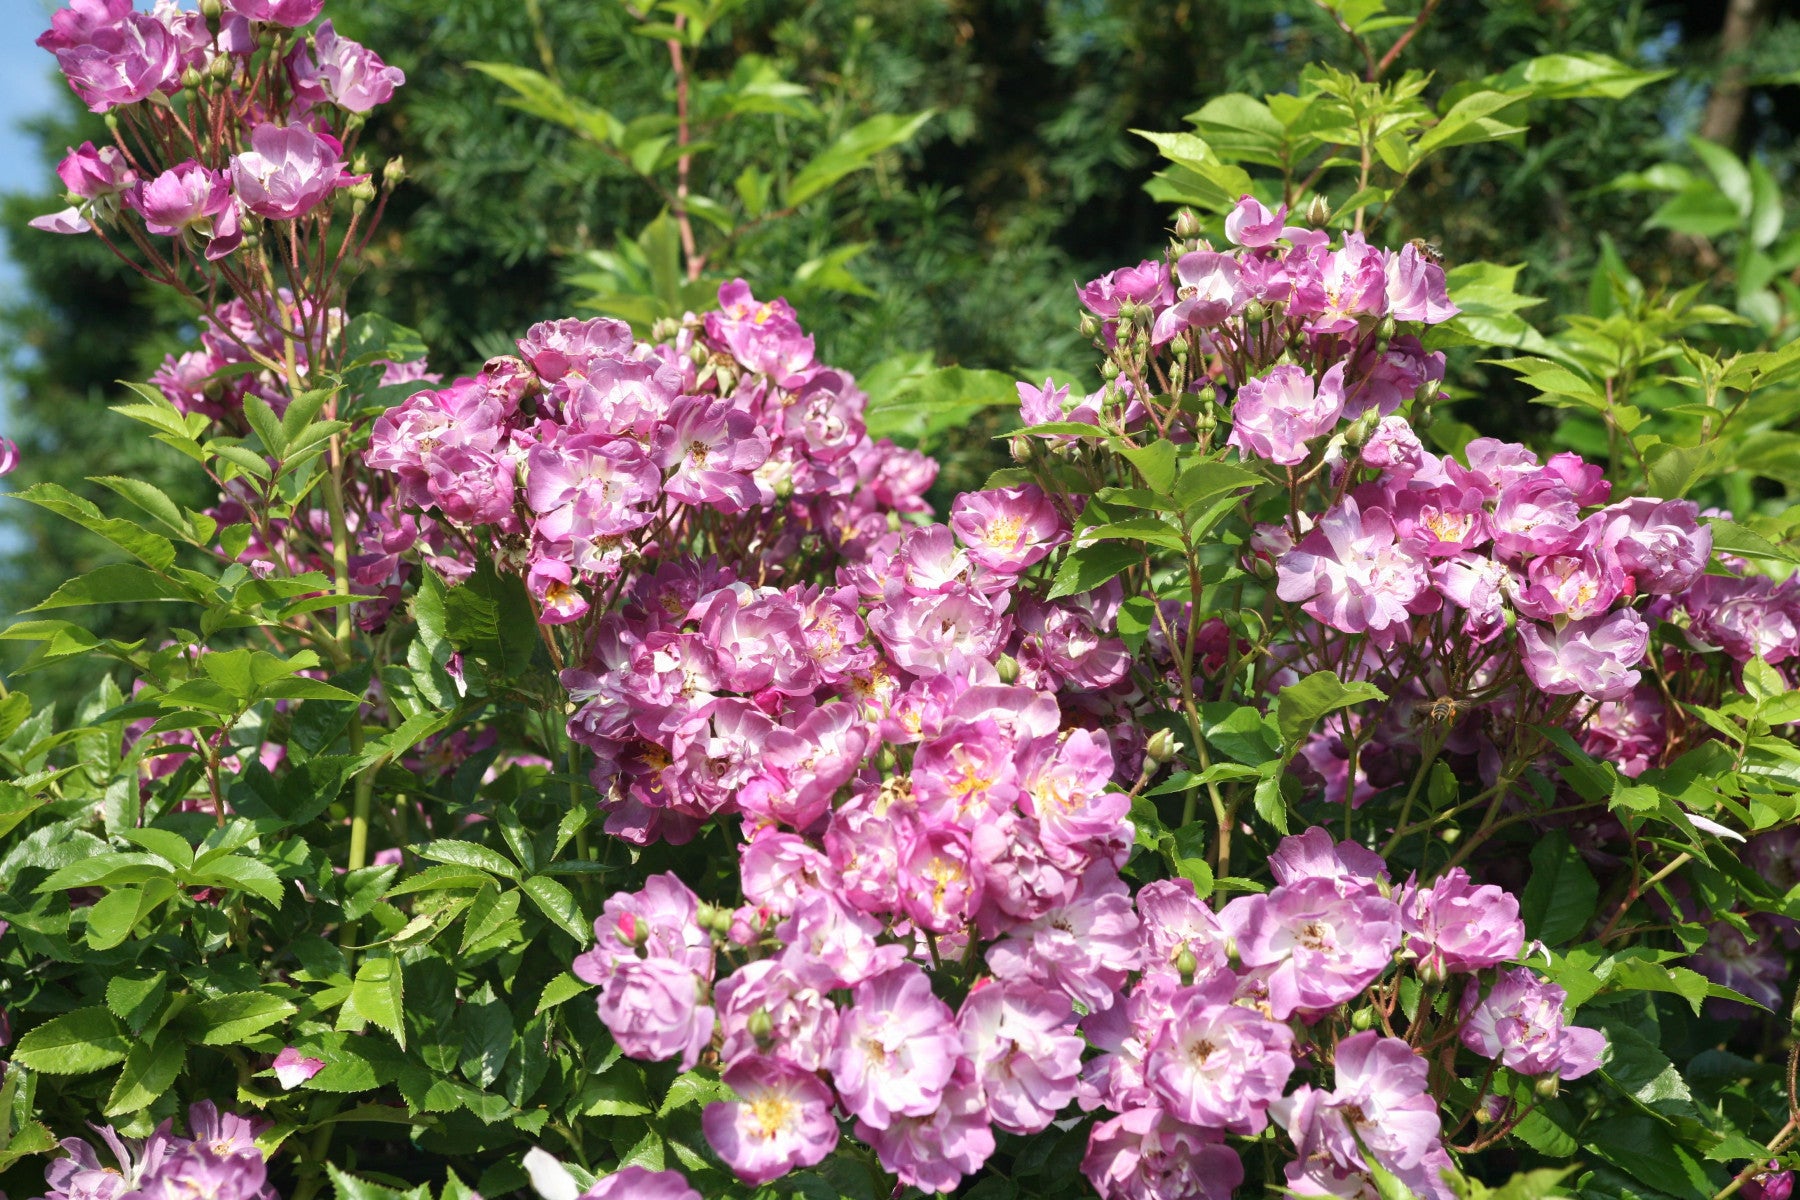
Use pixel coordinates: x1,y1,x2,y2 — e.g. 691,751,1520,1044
2,0,1797,674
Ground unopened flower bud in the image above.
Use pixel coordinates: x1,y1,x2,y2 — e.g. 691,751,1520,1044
1377,314,1397,343
878,745,897,773
1243,299,1268,324
1116,299,1137,325
1079,313,1101,339
1101,360,1122,381
1171,338,1189,359
994,653,1020,685
710,907,733,934
695,902,718,927
1304,193,1331,227
181,66,205,90
1251,555,1276,581
1344,407,1381,450
1534,1075,1560,1099
208,53,233,80
651,317,680,342
1195,407,1218,434
747,1008,775,1047
1350,1007,1376,1031
1174,947,1198,984
200,0,223,16
1009,435,1033,463
1174,208,1202,239
688,341,709,366
348,179,377,204
382,157,408,188
1145,728,1180,766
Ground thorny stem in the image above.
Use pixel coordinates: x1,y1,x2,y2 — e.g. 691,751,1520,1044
667,17,701,282
1371,0,1445,80
1712,1119,1797,1200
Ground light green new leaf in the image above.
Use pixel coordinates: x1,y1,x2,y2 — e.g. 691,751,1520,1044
784,110,934,207
1275,671,1387,746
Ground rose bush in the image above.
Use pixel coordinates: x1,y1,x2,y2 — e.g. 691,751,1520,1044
3,3,1800,1200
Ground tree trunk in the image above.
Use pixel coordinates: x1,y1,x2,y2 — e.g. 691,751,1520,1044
1698,0,1770,148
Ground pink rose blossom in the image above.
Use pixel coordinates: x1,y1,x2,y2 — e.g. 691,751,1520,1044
1152,251,1245,343
52,12,180,112
1082,1107,1244,1200
829,964,961,1128
1459,968,1606,1079
583,1167,700,1200
1223,875,1401,1018
1225,194,1287,247
288,21,406,113
223,0,325,27
1276,497,1430,635
959,980,1085,1135
1229,363,1346,466
858,1082,996,1194
128,162,243,260
270,1047,324,1090
702,1054,838,1185
1143,971,1295,1133
1517,609,1649,701
951,484,1068,573
1398,868,1524,976
231,124,357,221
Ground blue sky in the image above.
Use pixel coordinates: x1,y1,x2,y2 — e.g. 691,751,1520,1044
1,2,68,441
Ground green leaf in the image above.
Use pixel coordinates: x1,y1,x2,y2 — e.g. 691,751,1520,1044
106,972,168,1033
187,854,286,905
1688,136,1752,217
11,1007,131,1074
1118,439,1178,493
104,1033,186,1116
385,864,494,897
1172,460,1261,508
1491,53,1672,100
420,839,522,882
10,483,177,570
862,366,1021,446
192,992,298,1045
1046,543,1142,600
456,986,513,1088
522,876,588,943
1116,595,1156,654
1459,1167,1579,1200
1078,517,1186,552
1519,832,1599,945
29,563,195,610
784,111,934,207
659,1070,733,1116
328,1164,422,1200
461,884,523,954
345,957,407,1048
84,887,144,950
535,972,588,1015
120,827,195,869
1275,671,1387,746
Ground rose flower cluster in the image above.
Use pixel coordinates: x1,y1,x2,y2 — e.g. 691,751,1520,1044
33,0,400,258
572,825,1600,1197
33,1102,278,1200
